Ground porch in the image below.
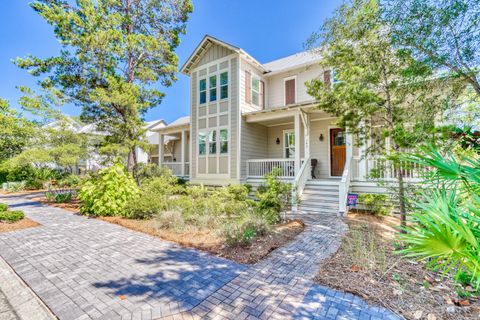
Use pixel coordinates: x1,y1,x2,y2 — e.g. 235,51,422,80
156,118,191,178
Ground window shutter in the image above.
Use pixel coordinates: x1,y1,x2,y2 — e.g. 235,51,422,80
245,71,251,103
285,79,296,105
323,70,331,87
260,80,265,108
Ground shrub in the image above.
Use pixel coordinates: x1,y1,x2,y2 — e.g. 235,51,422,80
0,210,24,223
255,168,292,224
78,163,139,216
57,174,82,188
2,181,26,193
224,214,270,247
45,190,75,203
0,203,8,212
133,163,175,182
25,178,44,190
358,193,392,216
153,211,185,232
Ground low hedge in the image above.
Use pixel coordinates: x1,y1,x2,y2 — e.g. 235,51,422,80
0,203,8,212
0,210,25,223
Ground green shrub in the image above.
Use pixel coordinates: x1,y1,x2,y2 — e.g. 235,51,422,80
358,193,392,216
0,210,24,223
78,163,139,216
154,211,185,232
255,168,292,224
25,178,45,190
45,190,75,203
133,163,175,182
224,214,270,247
57,174,82,188
2,181,26,193
0,203,8,212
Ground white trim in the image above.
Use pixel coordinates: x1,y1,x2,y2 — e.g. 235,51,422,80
237,55,242,180
283,75,297,106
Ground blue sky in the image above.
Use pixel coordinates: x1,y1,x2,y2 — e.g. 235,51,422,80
0,0,341,123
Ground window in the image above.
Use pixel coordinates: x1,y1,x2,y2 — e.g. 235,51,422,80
220,72,228,99
219,129,228,154
198,132,206,155
284,131,295,159
208,130,217,154
333,130,346,146
251,77,260,106
209,75,217,102
199,79,206,104
285,78,296,105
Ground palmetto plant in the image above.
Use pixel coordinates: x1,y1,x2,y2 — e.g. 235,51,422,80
400,147,480,283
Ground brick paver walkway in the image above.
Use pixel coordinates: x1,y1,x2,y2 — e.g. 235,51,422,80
0,194,401,319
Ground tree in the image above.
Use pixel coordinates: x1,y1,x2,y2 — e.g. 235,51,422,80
15,0,193,171
306,0,461,228
0,99,35,162
384,0,480,97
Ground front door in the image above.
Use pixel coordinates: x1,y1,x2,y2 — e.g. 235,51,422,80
330,128,346,176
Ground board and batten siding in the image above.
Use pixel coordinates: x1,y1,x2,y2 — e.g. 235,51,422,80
190,71,198,179
193,43,234,69
229,57,239,179
266,64,323,109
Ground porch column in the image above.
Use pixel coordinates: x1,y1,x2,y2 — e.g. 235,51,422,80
302,112,310,160
158,133,164,167
357,121,367,180
294,113,301,174
181,130,186,176
346,130,353,160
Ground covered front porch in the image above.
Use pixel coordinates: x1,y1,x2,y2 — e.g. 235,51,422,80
156,117,190,178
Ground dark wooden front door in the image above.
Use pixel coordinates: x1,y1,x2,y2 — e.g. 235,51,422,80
330,128,346,176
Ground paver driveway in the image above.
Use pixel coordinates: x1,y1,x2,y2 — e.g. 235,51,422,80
0,193,401,320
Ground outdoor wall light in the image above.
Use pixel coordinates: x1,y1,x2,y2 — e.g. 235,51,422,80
319,134,324,142
276,137,280,145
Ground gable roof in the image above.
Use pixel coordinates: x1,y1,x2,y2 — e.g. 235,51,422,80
180,35,266,75
144,119,167,131
263,51,322,75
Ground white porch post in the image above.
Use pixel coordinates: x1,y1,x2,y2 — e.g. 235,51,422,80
181,130,186,176
158,133,164,167
346,130,353,160
357,121,367,181
294,113,301,174
301,111,310,160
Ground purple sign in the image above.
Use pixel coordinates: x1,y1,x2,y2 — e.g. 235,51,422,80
347,193,359,206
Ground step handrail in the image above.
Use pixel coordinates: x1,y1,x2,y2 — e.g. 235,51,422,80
292,156,310,212
338,155,353,216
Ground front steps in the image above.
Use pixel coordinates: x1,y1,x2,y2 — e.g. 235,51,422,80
298,179,340,214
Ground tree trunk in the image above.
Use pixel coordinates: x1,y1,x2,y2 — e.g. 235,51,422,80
397,166,407,233
127,148,136,173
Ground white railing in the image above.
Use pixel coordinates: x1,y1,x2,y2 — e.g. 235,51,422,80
162,162,189,177
292,157,310,212
247,158,296,178
339,156,353,216
352,157,426,181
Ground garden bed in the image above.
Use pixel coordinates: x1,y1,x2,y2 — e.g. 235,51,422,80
100,216,304,264
0,218,40,233
315,213,480,320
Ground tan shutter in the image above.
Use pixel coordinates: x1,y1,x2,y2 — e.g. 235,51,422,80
260,80,265,108
324,70,331,87
285,79,296,105
245,71,251,103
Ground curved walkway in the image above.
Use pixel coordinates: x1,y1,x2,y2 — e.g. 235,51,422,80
0,194,400,320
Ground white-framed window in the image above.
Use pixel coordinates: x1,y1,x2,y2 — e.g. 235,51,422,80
198,132,206,155
199,78,207,104
220,72,228,99
251,77,260,106
219,128,228,154
208,130,217,154
284,130,295,159
209,75,217,102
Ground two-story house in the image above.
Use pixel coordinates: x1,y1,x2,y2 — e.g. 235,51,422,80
153,35,421,215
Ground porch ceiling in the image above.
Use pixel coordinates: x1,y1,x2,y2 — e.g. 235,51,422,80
243,106,333,127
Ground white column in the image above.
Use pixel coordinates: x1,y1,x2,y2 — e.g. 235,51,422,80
158,133,164,167
346,131,353,160
357,122,367,181
294,113,301,174
303,112,310,160
181,130,186,176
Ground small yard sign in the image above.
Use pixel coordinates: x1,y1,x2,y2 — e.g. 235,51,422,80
347,193,359,207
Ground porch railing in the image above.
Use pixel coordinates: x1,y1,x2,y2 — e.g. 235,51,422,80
246,159,296,178
292,157,310,212
352,157,426,181
339,156,353,216
162,162,190,177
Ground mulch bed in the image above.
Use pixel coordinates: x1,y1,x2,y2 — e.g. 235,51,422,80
0,218,40,233
35,195,305,264
315,213,480,320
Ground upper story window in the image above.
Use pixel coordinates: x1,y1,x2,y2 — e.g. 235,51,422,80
251,77,260,106
199,79,207,104
284,77,296,105
209,75,217,102
220,72,228,99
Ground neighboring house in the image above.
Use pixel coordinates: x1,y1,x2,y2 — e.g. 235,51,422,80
151,35,420,215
